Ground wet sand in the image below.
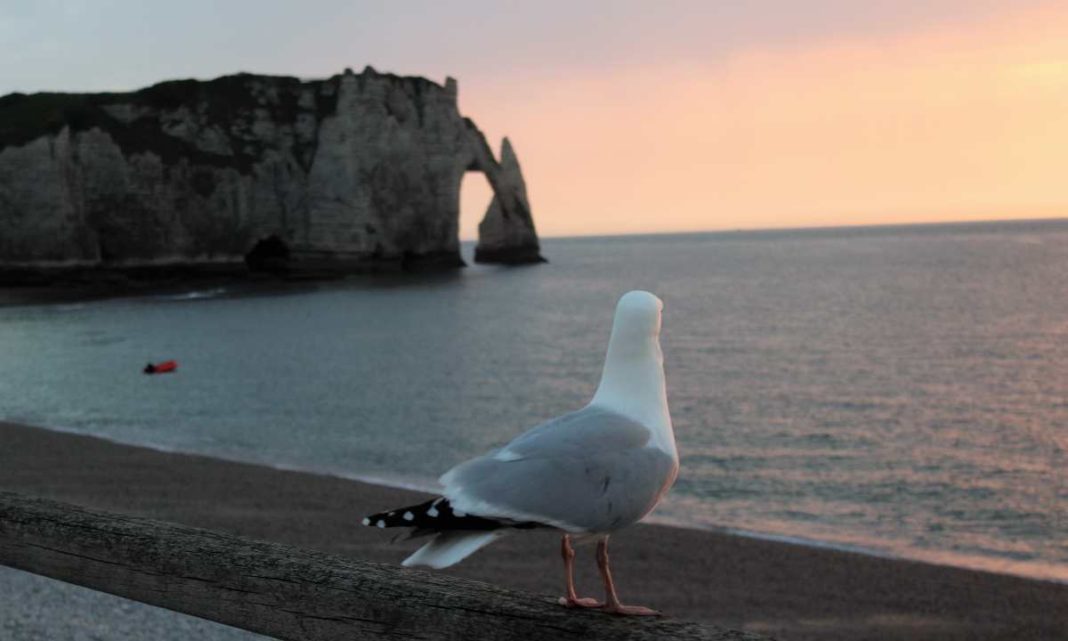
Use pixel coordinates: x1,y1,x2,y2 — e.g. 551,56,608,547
0,421,1064,641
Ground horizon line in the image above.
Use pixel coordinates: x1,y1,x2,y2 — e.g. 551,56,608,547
460,214,1068,243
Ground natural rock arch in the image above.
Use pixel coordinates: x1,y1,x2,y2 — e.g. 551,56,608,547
460,126,545,265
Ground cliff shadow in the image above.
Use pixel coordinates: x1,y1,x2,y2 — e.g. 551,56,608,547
245,235,291,274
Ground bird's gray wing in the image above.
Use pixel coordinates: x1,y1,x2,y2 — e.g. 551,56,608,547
494,406,652,459
440,406,678,532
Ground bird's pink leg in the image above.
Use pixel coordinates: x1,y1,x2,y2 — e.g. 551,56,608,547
595,536,660,616
557,534,602,608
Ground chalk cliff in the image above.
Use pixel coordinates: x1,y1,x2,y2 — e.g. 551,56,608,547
0,67,544,282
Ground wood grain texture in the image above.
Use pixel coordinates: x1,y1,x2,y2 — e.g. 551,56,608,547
0,491,771,641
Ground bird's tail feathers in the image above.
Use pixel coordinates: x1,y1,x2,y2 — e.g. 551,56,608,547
402,530,507,569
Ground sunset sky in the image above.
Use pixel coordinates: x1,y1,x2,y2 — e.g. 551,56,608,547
2,1,1066,239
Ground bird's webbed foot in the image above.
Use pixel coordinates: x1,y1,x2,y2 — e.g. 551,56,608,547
558,596,603,609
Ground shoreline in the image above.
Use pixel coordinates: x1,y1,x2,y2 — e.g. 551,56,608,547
0,265,473,308
2,420,1065,640
11,419,1067,588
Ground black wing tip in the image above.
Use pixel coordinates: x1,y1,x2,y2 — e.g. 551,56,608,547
362,505,420,529
362,497,517,532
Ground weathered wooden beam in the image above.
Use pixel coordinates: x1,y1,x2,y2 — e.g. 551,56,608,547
0,491,771,640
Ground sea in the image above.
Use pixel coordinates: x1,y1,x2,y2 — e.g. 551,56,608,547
1,218,1065,583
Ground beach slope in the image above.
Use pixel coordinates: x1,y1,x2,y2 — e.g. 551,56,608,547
0,421,1064,641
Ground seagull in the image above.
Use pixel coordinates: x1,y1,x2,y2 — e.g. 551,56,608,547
363,290,678,616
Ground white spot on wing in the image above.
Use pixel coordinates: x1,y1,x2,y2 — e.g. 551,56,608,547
427,507,439,517
376,520,386,528
403,511,414,521
361,517,370,526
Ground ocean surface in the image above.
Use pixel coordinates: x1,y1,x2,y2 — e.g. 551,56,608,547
1,219,1066,583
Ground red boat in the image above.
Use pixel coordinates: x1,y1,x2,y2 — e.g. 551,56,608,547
144,360,178,375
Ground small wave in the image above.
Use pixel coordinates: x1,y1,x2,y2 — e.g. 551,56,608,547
154,287,229,302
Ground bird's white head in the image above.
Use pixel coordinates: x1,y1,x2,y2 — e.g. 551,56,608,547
590,290,675,457
607,290,664,356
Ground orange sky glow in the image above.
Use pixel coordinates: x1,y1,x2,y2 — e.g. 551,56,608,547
2,2,1066,240
459,3,1068,239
